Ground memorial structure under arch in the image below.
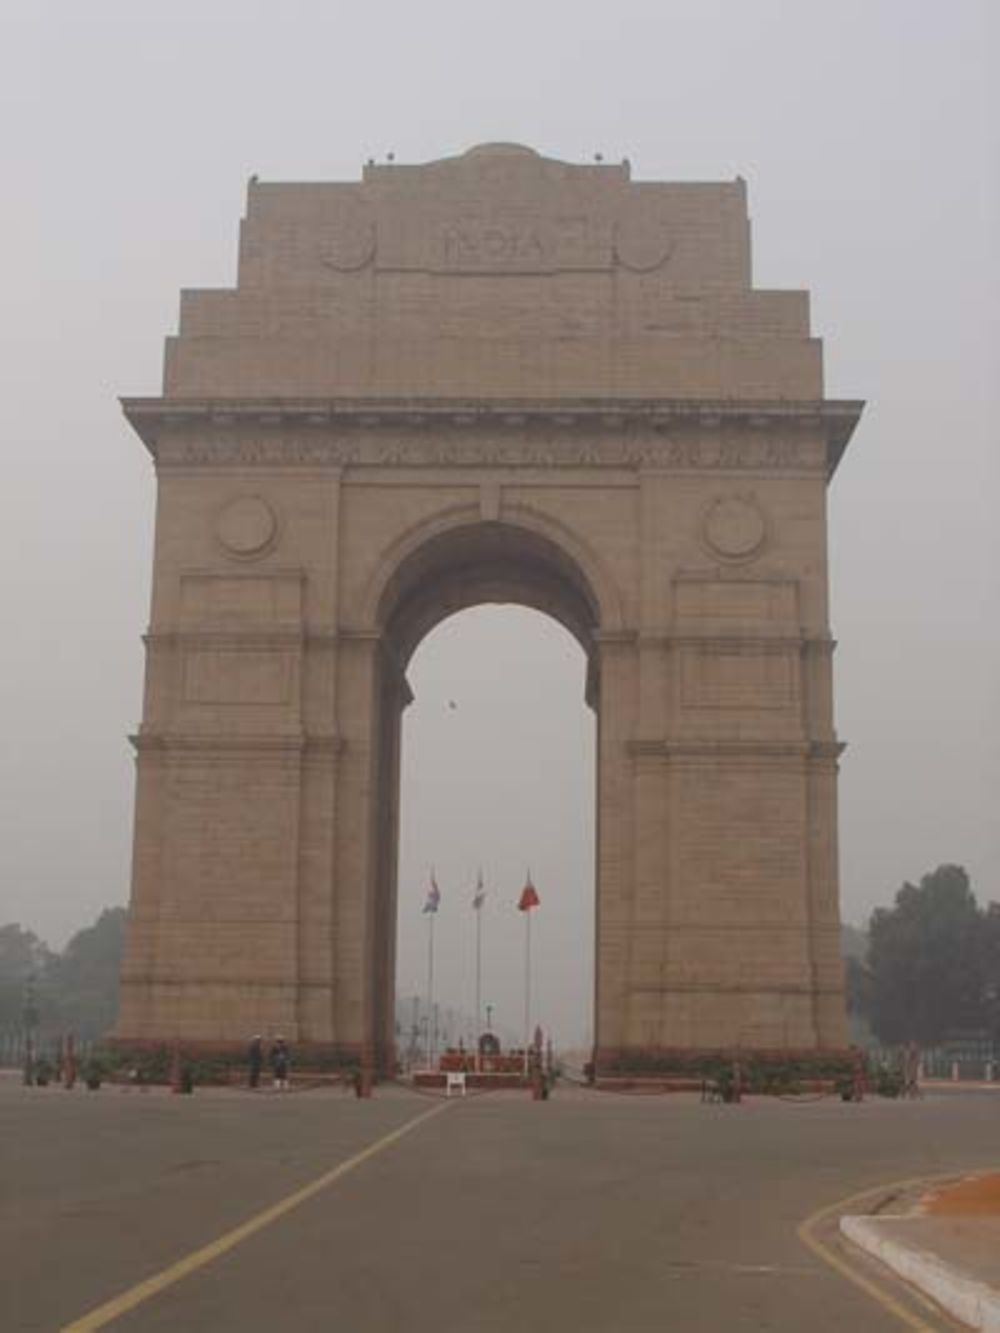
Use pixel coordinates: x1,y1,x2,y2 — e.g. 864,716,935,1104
117,144,862,1074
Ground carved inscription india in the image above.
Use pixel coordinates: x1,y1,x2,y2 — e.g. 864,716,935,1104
435,216,605,271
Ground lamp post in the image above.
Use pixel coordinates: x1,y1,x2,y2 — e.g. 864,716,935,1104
22,973,39,1087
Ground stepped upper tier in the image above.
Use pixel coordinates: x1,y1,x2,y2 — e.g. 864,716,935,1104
165,144,822,401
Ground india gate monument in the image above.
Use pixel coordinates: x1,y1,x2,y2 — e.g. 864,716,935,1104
116,144,862,1076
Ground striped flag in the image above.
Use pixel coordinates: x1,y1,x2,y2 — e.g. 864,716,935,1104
472,869,486,911
422,872,441,914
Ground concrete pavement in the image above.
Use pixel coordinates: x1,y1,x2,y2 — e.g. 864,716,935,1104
2,1074,999,1331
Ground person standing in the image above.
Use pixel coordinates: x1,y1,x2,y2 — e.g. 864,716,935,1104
248,1035,263,1089
270,1036,290,1091
902,1041,921,1098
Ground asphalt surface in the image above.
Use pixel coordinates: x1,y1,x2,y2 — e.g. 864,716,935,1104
1,1074,997,1332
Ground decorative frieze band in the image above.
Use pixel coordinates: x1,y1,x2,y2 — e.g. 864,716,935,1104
153,432,824,473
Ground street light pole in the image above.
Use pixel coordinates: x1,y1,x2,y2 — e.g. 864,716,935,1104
22,973,38,1087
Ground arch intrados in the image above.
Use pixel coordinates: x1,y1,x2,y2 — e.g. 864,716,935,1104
363,503,621,629
376,519,606,668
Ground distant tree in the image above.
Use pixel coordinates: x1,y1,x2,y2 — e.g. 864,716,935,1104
843,955,871,1018
867,865,985,1046
0,924,56,1031
983,902,1000,1044
839,923,873,1038
0,923,51,978
840,923,869,963
48,908,127,1040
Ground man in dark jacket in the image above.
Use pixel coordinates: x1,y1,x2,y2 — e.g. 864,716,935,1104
270,1037,290,1091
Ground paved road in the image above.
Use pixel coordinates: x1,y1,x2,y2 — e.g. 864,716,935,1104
1,1075,997,1331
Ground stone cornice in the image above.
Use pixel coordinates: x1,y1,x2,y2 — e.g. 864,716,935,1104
143,627,836,652
643,632,831,649
121,395,862,478
809,740,848,760
144,629,307,648
623,983,847,996
625,738,845,761
130,731,344,756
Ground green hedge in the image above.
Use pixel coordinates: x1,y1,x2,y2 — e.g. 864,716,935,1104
596,1048,857,1093
97,1042,364,1086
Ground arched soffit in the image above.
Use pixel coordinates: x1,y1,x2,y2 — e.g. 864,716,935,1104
368,508,618,669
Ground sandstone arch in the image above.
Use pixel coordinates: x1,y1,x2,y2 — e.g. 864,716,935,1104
117,146,862,1074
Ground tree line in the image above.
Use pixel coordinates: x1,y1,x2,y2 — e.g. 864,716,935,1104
0,908,126,1043
846,864,999,1047
1,865,996,1050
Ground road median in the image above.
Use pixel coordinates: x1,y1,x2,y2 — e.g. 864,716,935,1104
841,1173,1000,1331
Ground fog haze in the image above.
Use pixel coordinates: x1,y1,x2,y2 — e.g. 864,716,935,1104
1,3,997,1043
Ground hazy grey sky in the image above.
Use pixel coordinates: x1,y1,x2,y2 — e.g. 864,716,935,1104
1,3,997,1043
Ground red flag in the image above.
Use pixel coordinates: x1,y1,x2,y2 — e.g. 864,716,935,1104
518,878,540,911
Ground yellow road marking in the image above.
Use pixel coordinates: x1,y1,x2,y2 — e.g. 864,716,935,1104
797,1168,998,1332
62,1100,451,1332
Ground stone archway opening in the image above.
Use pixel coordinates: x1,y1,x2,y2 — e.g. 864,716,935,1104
392,605,596,1070
370,521,603,1073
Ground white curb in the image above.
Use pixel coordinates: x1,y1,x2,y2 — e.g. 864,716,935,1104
841,1214,1000,1332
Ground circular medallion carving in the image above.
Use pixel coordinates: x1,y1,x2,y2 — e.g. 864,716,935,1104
614,215,674,273
702,495,767,561
215,496,277,558
317,204,376,272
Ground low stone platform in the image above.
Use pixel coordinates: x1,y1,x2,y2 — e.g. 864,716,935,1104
594,1077,703,1093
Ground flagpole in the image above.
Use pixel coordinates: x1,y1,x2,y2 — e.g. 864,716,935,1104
475,889,483,1072
517,873,539,1080
523,905,532,1079
426,909,435,1070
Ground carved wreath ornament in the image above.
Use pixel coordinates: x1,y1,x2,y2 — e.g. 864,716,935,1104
215,495,279,558
700,494,768,562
